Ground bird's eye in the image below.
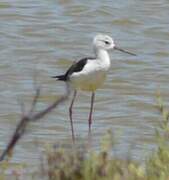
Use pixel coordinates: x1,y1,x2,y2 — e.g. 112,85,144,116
104,41,110,45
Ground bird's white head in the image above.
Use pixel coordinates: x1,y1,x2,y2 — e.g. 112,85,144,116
93,34,137,56
93,34,115,50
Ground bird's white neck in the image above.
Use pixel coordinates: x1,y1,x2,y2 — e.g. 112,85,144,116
94,48,111,68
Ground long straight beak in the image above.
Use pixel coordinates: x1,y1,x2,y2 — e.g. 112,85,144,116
114,46,137,56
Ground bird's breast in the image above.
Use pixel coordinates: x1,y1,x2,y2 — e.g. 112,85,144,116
70,69,107,91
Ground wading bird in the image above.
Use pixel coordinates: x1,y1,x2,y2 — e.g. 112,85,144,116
52,34,136,141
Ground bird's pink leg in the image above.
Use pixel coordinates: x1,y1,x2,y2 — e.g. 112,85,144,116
88,92,95,135
69,90,77,143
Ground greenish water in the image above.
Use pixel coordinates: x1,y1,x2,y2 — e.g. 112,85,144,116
0,0,169,168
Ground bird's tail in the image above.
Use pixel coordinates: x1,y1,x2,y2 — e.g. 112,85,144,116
52,75,66,81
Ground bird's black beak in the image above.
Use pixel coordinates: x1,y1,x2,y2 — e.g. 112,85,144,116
114,46,137,56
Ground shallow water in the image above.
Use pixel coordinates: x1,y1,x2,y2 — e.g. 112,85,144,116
0,0,169,167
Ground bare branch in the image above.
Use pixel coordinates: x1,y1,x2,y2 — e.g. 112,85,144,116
29,87,41,115
0,84,70,162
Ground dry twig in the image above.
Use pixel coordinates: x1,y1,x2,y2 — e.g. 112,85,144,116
0,85,70,161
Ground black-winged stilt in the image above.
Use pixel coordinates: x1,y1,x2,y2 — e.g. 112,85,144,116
52,34,136,141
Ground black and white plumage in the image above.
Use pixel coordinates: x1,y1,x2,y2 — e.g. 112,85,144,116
52,57,92,81
52,34,136,141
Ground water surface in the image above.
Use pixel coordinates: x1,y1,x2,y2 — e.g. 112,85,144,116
1,0,169,168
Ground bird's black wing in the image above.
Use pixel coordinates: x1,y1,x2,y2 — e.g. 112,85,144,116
52,57,94,81
65,58,89,77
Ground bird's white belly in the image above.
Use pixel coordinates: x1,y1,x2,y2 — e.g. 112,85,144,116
70,70,107,91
